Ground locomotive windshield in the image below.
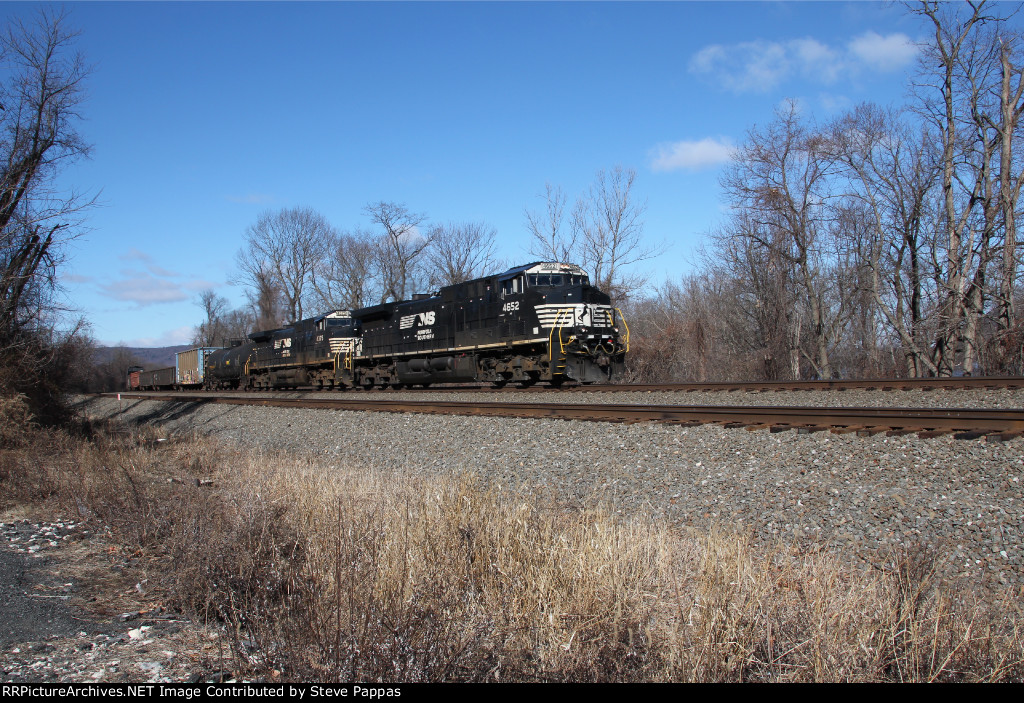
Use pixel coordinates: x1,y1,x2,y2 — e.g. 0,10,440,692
498,263,590,297
323,310,354,329
527,273,588,287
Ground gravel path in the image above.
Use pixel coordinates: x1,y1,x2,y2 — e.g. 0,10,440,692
76,394,1024,589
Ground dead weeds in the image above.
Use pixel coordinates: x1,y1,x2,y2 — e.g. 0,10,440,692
2,399,1023,682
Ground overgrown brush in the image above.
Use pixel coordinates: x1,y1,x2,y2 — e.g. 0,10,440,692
0,393,34,448
3,411,1022,682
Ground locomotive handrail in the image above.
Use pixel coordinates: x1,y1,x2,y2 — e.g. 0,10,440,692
614,308,630,353
333,346,355,375
548,308,574,360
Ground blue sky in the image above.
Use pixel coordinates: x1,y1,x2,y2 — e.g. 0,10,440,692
5,1,939,347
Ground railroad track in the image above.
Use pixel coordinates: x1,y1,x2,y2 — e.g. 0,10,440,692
126,375,1024,395
105,393,1024,440
572,375,1024,393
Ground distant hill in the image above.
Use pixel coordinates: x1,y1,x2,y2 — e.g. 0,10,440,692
93,345,192,370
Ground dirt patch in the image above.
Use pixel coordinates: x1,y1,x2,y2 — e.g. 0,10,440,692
0,512,237,683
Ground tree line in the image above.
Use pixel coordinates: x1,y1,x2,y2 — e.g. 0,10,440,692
204,5,1024,383
624,1,1024,381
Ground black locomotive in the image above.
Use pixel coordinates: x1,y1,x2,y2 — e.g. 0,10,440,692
200,262,628,390
204,310,360,390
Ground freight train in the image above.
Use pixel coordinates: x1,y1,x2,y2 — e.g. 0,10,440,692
130,262,629,391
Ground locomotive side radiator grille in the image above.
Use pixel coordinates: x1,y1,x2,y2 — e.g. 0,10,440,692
534,304,614,328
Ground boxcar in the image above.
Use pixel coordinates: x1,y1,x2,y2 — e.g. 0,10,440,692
175,347,221,388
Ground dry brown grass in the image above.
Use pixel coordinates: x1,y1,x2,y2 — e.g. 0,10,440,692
2,406,1022,682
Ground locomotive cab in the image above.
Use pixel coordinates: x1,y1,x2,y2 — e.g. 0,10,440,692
495,263,626,384
498,264,623,335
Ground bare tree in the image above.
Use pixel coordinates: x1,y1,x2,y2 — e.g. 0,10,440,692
221,307,255,341
0,8,92,344
425,221,501,288
909,1,999,374
236,207,333,324
525,183,578,263
992,33,1024,368
574,166,659,303
245,267,283,332
899,0,1024,374
621,275,716,383
524,169,660,303
708,212,805,380
0,9,97,420
311,228,379,310
192,289,228,347
631,1,1024,381
829,103,941,376
364,201,429,302
192,290,254,346
721,101,850,378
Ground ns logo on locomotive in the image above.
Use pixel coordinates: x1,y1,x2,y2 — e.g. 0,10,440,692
132,263,630,391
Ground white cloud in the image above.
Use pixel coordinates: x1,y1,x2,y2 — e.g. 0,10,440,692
99,273,190,305
848,31,918,72
147,263,182,278
650,137,736,173
790,38,843,84
182,278,219,293
689,31,919,94
689,40,791,93
116,248,184,278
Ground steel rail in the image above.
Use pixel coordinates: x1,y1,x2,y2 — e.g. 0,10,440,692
105,393,1024,437
502,375,1024,393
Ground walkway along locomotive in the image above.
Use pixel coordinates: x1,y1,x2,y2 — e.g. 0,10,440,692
198,262,629,390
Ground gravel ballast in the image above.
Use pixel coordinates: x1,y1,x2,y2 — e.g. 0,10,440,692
124,387,1024,408
74,394,1024,589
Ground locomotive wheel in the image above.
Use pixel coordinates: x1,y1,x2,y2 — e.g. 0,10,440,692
517,371,540,389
